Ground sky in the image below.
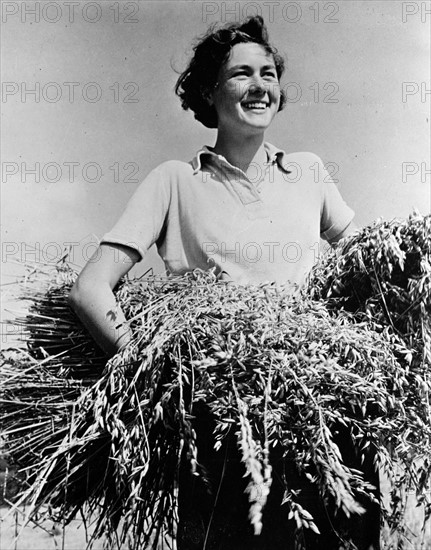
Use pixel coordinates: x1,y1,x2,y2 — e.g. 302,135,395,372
1,0,430,291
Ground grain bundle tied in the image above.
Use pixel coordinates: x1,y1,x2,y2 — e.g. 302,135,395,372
1,213,430,549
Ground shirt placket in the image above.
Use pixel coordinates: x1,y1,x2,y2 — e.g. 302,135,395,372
213,159,270,221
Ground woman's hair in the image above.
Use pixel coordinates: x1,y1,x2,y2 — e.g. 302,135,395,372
175,16,286,129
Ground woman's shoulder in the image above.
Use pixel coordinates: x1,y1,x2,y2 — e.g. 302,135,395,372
279,150,324,166
153,159,195,177
266,143,324,171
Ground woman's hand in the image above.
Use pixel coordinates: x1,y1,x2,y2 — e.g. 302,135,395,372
68,243,140,357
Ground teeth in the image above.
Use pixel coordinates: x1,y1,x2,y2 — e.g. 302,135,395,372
244,102,267,109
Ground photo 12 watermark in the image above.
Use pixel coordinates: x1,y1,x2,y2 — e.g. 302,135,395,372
202,240,327,265
1,322,25,346
200,159,340,185
402,82,430,104
2,82,140,104
2,161,140,184
402,162,430,183
209,81,341,108
1,1,140,24
1,239,135,266
401,2,430,22
202,1,340,24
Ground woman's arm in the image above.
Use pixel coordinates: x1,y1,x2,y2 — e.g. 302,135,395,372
68,243,140,357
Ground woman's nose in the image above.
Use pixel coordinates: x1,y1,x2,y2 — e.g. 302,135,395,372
247,78,266,95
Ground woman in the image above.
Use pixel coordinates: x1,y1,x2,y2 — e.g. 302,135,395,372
69,16,355,356
70,16,378,550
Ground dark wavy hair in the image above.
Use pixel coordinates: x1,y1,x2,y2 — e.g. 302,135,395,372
175,16,286,129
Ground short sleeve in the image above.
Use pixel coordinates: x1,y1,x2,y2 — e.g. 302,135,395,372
100,165,170,260
319,159,355,242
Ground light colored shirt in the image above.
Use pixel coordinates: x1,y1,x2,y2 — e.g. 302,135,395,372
101,142,354,286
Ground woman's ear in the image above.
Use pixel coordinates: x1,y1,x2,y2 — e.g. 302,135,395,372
202,84,218,106
202,89,214,106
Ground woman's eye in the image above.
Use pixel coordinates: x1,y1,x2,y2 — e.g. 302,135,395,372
263,72,277,79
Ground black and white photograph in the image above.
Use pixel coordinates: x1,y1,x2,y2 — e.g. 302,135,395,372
1,1,430,548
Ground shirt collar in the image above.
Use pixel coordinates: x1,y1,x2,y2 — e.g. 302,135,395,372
191,142,291,174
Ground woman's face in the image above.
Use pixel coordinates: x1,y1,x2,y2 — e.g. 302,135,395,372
210,42,281,137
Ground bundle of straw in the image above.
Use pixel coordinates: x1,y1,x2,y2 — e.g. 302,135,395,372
1,213,430,549
0,349,83,484
307,212,431,366
12,264,106,379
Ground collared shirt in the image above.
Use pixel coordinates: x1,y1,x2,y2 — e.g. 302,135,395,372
101,142,354,286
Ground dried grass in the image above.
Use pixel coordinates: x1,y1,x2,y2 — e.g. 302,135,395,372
1,213,430,549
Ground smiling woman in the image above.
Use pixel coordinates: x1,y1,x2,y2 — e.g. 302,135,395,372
208,42,282,157
67,15,367,550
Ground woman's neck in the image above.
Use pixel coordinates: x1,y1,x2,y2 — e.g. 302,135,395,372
212,132,267,174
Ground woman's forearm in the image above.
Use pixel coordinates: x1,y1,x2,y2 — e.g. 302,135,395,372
68,281,133,357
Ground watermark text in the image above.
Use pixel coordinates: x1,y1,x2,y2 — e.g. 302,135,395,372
2,82,139,103
401,2,430,22
1,1,139,24
402,82,430,103
2,161,140,184
202,2,340,24
402,162,430,183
